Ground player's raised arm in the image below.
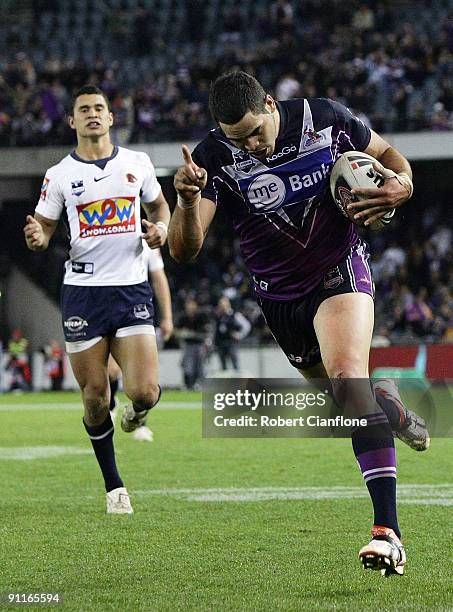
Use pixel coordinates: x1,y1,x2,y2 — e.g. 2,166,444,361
23,213,58,252
168,145,216,263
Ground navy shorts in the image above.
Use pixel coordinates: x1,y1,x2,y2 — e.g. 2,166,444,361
61,282,155,342
259,240,374,370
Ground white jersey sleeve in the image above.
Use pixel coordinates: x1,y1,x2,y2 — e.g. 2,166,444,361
140,153,162,203
35,165,65,220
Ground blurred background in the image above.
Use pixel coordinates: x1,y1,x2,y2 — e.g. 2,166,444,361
0,0,452,389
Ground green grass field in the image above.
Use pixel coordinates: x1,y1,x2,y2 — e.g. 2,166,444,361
0,390,452,611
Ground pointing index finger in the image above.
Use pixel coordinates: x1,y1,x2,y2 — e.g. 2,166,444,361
182,144,196,168
181,144,201,182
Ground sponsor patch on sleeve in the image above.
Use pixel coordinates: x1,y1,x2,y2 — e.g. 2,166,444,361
40,177,50,200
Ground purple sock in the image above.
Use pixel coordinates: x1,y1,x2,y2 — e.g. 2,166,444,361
352,413,400,538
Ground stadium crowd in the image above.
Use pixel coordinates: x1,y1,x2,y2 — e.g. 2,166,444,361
1,0,453,145
370,224,453,346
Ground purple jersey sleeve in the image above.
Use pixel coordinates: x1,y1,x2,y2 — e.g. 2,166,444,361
328,99,371,152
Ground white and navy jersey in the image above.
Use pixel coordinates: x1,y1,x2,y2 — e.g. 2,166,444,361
192,98,371,301
35,146,162,286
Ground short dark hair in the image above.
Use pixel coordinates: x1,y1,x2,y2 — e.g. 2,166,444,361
70,85,110,115
209,71,267,124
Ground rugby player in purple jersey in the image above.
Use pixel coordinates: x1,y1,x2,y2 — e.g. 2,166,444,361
168,71,429,576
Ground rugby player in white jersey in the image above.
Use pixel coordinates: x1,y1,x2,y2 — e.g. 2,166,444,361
108,245,174,442
24,85,171,514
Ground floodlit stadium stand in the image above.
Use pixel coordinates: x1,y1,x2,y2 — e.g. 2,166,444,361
1,0,453,146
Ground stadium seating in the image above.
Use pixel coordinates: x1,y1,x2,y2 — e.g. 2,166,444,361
1,0,453,144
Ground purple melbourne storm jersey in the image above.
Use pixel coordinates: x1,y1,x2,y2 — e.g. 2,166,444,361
192,98,371,301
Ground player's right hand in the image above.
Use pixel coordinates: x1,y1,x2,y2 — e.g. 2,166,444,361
173,145,207,207
23,215,45,250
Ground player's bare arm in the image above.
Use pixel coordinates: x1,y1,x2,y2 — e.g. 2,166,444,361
142,191,171,248
23,213,58,252
168,145,216,263
349,130,413,225
150,268,173,340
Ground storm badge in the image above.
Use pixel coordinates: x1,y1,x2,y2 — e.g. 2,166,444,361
323,266,344,289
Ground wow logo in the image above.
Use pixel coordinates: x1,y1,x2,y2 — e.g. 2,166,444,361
77,197,136,238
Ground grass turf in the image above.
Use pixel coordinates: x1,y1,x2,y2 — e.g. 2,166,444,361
0,390,452,611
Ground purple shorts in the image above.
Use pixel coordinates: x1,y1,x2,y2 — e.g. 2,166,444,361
259,239,374,369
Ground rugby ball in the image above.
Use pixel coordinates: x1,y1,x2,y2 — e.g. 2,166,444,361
330,151,395,231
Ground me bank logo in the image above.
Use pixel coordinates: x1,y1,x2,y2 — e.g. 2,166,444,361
247,173,286,212
77,197,136,238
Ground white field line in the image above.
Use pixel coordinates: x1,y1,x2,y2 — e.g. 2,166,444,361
132,484,453,506
0,401,200,411
0,474,452,505
0,445,92,460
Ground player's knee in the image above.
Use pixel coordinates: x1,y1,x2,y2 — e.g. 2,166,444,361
127,382,161,411
324,356,366,379
83,396,109,425
81,380,108,401
81,382,109,421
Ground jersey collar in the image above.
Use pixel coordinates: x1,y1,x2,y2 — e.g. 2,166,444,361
275,101,289,140
70,145,119,170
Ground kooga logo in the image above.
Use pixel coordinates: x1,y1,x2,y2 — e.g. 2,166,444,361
267,145,297,162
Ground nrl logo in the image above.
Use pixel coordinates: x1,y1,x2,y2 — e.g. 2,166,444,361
233,150,253,173
71,179,85,196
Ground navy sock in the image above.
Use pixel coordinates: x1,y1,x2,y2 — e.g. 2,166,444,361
83,413,123,493
352,414,401,538
366,475,399,537
109,377,119,411
133,384,162,413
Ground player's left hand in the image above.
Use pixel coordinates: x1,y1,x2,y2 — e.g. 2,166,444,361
347,162,413,227
142,219,167,248
159,318,174,341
